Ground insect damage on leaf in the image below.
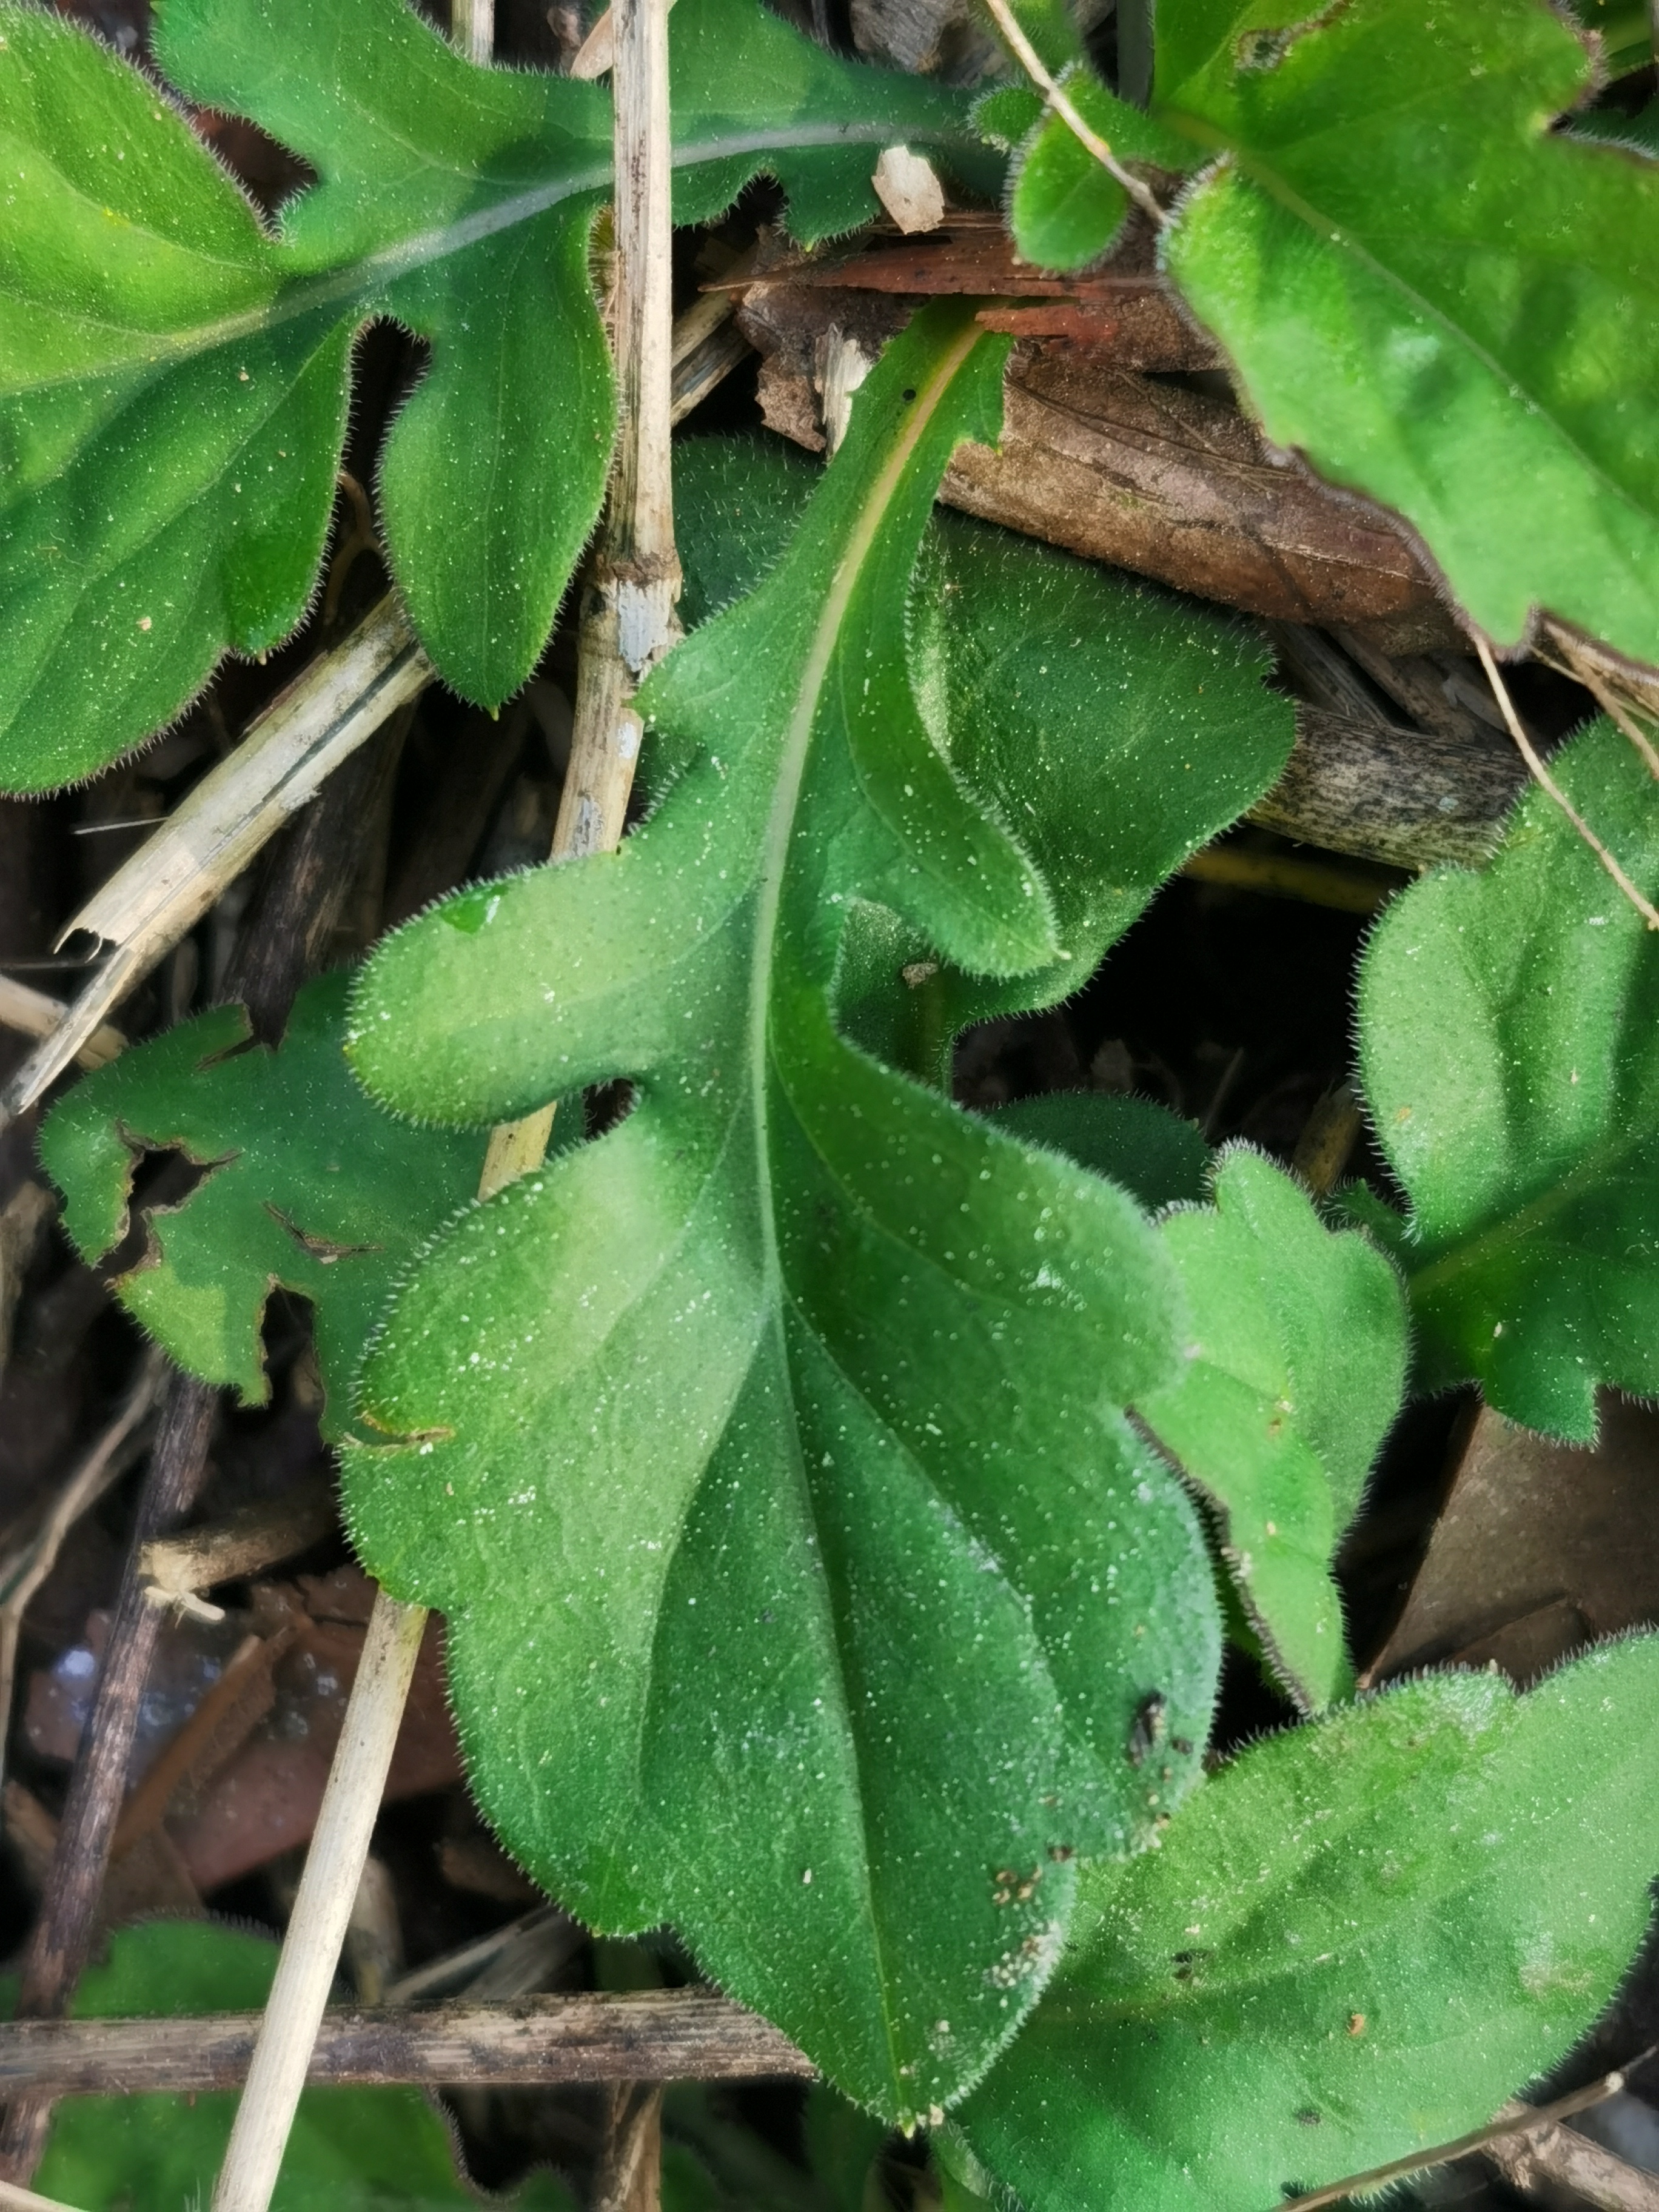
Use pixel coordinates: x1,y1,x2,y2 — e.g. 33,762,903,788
0,0,976,790
343,304,1222,2122
38,971,485,1436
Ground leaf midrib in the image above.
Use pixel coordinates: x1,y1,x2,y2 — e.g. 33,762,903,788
1406,1108,1659,1302
737,315,986,2100
2,121,974,404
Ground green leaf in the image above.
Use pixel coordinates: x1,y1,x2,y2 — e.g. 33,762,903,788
1138,1148,1407,1711
959,1635,1659,2212
1005,74,1194,274
1147,0,1659,671
344,307,1222,2120
23,1922,572,2211
983,1093,1210,1213
674,434,1295,1068
38,971,485,1437
0,0,973,791
1354,716,1659,1443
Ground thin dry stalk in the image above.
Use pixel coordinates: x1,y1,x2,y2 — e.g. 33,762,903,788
0,2179,84,2212
1474,637,1659,930
0,1989,813,2096
482,0,681,1193
137,1475,335,1620
208,1590,428,2212
0,1350,169,1801
1280,2049,1655,2210
0,979,122,1071
451,0,493,64
977,0,1166,229
0,598,431,1123
1578,662,1659,783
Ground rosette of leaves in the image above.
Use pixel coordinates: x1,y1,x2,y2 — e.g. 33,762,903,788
1352,715,1659,1441
957,1636,1659,2212
343,306,1224,2121
986,0,1659,676
0,0,971,790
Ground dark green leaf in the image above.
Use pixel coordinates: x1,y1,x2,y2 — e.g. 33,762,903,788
0,0,973,788
345,308,1222,2120
1137,1148,1407,1711
1354,716,1659,1441
983,1093,1210,1213
38,971,485,1436
24,1922,572,2211
959,1636,1659,2212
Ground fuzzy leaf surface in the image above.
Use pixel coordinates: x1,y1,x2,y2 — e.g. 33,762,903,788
1150,0,1659,669
959,1637,1659,2212
1138,1150,1406,1711
22,1922,572,2211
1005,76,1195,275
983,1094,1210,1213
345,309,1221,2120
1355,717,1659,1441
0,0,971,789
38,971,483,1435
674,434,1293,1066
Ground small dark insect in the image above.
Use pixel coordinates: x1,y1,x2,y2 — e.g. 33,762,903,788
1171,1735,1195,1757
900,386,917,401
1295,2108,1322,2128
1126,1691,1168,1768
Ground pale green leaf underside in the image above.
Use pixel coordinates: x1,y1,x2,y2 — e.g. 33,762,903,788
37,972,484,1437
24,1923,571,2211
345,310,1221,2119
1355,716,1659,1441
1153,0,1659,670
0,0,973,789
1138,1148,1406,1712
960,1637,1659,2212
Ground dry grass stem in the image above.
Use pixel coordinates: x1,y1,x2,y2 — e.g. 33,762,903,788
1475,637,1659,930
1281,2050,1655,2210
209,1590,429,2212
0,980,122,1071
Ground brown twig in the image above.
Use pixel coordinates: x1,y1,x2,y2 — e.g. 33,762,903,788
1279,2048,1657,2210
0,1991,812,2097
0,1372,221,2183
0,1349,167,1800
1475,635,1659,929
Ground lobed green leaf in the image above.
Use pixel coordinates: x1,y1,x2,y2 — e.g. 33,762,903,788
344,309,1222,2120
0,0,974,789
959,1635,1659,2211
38,971,485,1436
1138,1148,1406,1711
